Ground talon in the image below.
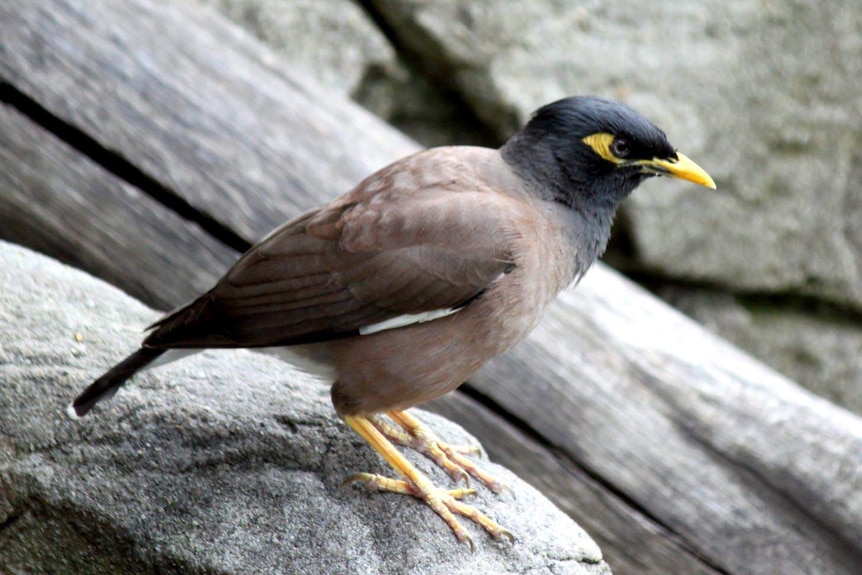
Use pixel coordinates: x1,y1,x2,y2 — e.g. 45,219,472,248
454,468,471,487
344,472,416,495
447,487,476,500
464,533,475,553
342,472,377,488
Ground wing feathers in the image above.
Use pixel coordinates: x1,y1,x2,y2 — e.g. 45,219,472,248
144,149,525,350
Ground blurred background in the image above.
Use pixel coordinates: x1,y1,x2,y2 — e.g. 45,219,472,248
191,0,862,416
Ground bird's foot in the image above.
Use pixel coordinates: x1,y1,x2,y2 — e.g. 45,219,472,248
372,410,505,493
344,415,514,549
344,472,513,550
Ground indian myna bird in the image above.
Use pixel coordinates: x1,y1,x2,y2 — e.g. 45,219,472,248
70,96,714,548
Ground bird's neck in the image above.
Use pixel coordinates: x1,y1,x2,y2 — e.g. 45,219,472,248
501,136,625,266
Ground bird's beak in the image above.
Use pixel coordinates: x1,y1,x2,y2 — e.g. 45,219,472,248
635,152,716,189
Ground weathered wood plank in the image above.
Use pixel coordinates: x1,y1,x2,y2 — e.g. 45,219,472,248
467,265,862,574
0,104,234,308
0,0,417,244
429,392,722,575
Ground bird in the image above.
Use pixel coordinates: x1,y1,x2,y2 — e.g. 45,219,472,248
70,96,715,549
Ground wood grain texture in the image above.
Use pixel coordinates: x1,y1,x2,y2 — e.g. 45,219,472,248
456,265,862,574
1,1,860,574
0,0,417,243
429,392,723,575
0,105,234,308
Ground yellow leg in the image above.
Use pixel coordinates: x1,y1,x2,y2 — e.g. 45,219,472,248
344,414,514,549
387,410,505,493
368,414,470,486
343,472,474,500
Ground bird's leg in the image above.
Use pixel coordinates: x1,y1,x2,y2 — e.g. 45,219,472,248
386,409,505,493
343,414,513,548
367,414,471,486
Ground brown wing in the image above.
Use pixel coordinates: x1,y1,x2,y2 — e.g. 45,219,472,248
144,153,523,349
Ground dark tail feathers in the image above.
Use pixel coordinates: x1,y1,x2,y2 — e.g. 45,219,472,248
70,347,165,417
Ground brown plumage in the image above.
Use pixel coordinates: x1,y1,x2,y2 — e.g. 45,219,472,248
71,96,715,548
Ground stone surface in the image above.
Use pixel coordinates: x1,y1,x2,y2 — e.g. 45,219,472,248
0,239,610,574
191,0,394,96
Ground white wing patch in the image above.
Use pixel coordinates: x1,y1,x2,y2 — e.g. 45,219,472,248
359,308,460,336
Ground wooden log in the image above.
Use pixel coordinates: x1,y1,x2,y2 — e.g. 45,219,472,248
1,1,860,574
0,0,417,250
0,104,234,308
434,264,862,575
429,392,721,575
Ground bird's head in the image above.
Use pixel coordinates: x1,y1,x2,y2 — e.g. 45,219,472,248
502,96,715,212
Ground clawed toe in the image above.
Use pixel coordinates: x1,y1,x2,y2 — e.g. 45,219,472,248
345,468,510,548
346,472,477,500
344,414,514,548
383,410,506,493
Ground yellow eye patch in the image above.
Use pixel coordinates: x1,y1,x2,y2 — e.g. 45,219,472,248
582,132,625,164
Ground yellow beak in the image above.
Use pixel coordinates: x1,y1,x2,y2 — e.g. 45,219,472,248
637,152,716,189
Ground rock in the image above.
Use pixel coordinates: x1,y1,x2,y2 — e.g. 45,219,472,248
353,62,500,148
190,0,394,96
0,239,611,574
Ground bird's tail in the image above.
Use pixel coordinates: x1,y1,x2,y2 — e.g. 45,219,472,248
69,347,165,418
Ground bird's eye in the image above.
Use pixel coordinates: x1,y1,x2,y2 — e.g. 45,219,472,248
610,138,630,158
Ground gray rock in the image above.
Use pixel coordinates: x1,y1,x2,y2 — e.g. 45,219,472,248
0,239,610,574
190,0,394,96
353,62,500,148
